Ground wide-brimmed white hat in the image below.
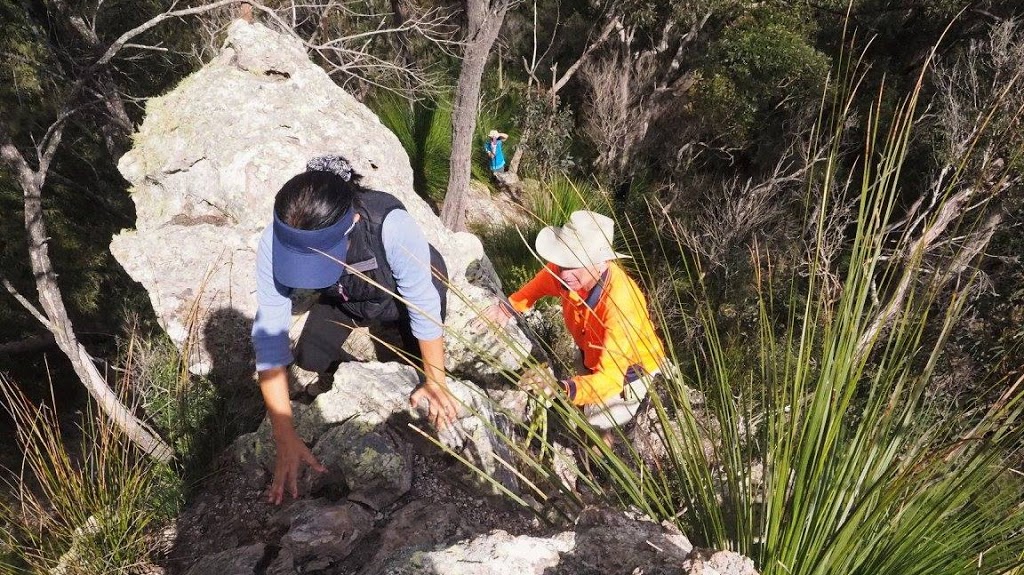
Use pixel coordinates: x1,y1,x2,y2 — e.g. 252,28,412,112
535,210,630,269
487,129,500,139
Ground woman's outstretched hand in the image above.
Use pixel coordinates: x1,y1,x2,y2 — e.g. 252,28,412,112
268,424,327,505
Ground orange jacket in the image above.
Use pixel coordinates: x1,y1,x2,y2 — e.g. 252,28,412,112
509,262,666,406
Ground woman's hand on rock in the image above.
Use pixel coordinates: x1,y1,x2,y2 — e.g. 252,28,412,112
268,425,326,505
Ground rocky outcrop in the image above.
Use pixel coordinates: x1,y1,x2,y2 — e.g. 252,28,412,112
184,506,761,575
110,19,532,386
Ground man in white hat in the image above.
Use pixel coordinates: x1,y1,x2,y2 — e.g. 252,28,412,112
481,210,666,442
484,129,509,173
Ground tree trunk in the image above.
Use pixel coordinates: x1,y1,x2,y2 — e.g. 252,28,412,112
440,0,510,231
1,135,174,463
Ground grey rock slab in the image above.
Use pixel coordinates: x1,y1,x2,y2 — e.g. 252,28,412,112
183,543,266,575
279,500,374,564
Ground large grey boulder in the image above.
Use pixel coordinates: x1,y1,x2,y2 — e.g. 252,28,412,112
110,19,531,385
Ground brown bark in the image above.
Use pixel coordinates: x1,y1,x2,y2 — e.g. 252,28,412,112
440,0,511,231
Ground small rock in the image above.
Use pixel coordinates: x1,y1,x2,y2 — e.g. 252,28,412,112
309,419,412,509
280,501,374,564
683,549,759,575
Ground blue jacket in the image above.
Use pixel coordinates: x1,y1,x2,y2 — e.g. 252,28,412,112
484,139,505,171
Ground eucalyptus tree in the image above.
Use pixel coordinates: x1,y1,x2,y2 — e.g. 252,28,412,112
441,0,514,232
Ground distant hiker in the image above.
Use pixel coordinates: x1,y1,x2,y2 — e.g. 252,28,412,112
252,154,457,505
479,211,666,444
484,129,509,173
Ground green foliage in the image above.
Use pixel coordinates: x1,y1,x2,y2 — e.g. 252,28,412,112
529,175,602,228
476,223,541,291
0,3,61,137
631,58,1024,574
693,7,830,152
370,92,454,205
515,90,577,180
370,86,521,205
459,30,1024,575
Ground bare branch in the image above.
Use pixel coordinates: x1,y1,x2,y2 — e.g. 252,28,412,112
190,1,460,99
2,278,52,330
549,15,619,96
94,0,243,69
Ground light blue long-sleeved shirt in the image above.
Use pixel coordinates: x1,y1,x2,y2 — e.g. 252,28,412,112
252,209,443,372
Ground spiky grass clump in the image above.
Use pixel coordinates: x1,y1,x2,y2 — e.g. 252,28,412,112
0,376,171,574
371,92,454,205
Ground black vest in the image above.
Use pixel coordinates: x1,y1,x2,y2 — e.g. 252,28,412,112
322,190,405,322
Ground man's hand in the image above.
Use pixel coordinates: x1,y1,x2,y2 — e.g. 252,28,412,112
472,300,514,331
410,381,459,430
518,364,559,397
268,425,326,505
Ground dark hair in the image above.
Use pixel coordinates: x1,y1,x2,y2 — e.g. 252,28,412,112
273,170,362,230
